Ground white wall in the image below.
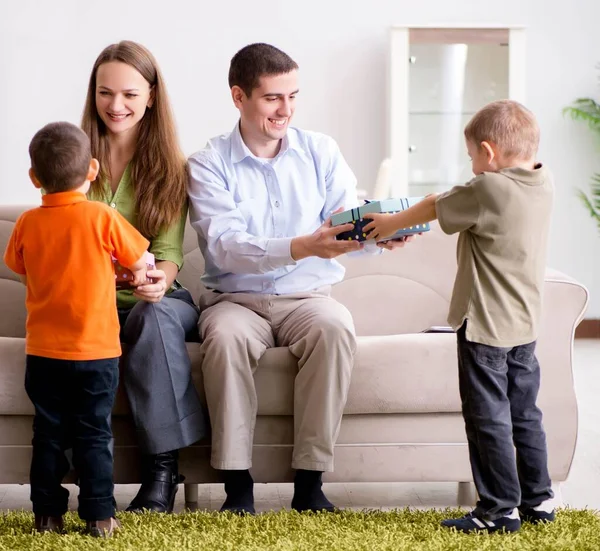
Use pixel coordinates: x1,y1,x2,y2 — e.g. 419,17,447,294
1,0,599,316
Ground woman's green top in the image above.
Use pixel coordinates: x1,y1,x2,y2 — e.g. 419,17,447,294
88,165,187,309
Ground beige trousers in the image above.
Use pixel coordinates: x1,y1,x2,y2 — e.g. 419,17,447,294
197,287,356,471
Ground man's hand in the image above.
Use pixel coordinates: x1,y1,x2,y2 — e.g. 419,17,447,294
377,235,416,250
362,212,401,241
291,210,362,261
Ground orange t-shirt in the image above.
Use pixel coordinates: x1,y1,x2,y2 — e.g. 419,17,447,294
3,191,150,360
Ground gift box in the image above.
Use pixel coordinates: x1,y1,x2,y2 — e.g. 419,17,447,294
113,251,156,290
331,198,430,242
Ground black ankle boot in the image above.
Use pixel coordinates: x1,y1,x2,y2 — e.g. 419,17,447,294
220,469,255,515
291,469,336,513
126,450,183,513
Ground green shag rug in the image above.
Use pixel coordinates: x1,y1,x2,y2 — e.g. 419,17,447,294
0,508,599,551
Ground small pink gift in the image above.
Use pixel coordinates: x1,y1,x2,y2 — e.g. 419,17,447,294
113,251,155,290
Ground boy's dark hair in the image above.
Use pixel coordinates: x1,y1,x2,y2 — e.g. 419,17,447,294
29,122,91,193
228,43,299,97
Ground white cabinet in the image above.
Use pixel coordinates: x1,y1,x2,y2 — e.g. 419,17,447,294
385,25,526,198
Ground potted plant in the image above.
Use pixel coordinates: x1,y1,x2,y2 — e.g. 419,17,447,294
564,94,600,232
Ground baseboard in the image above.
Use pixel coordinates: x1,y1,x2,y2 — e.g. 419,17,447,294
575,319,600,339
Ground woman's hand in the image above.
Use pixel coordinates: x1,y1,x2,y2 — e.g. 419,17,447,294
133,268,168,303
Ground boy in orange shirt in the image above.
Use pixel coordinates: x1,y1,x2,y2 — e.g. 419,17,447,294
3,122,150,538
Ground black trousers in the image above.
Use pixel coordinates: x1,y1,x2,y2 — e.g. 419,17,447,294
457,323,553,519
25,355,119,520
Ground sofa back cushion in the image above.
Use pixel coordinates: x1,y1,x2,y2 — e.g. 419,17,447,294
0,205,457,339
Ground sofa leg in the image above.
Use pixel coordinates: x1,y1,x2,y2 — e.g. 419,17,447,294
457,482,477,506
552,482,563,508
184,483,198,511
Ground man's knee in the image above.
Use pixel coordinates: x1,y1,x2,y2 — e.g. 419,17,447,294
199,304,257,348
309,306,356,350
200,321,264,362
199,307,268,371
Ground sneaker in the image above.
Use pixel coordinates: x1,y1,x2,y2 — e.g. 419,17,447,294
34,514,64,534
520,507,556,524
86,517,121,538
442,512,521,533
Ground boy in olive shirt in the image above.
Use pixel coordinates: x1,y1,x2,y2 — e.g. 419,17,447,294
364,100,554,533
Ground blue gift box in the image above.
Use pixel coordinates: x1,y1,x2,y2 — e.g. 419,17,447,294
331,198,430,242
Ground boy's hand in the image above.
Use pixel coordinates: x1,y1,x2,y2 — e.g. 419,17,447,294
362,213,399,241
129,267,148,287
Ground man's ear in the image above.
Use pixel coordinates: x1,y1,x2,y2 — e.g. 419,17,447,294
88,158,100,182
231,85,247,108
481,141,496,164
29,168,42,189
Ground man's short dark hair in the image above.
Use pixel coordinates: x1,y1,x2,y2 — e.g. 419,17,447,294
29,122,91,193
228,43,299,97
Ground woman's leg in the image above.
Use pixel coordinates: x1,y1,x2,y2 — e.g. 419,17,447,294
119,289,207,512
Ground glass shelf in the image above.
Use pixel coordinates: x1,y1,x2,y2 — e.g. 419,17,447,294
387,26,525,198
407,37,508,196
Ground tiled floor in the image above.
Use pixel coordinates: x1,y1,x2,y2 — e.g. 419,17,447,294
2,340,598,514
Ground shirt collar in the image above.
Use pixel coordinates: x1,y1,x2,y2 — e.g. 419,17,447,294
499,163,548,184
230,121,306,164
41,191,87,207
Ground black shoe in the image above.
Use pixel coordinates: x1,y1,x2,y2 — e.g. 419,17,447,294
291,470,337,513
519,506,556,524
219,469,255,515
126,450,183,513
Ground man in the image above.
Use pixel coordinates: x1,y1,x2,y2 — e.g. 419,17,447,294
187,43,407,514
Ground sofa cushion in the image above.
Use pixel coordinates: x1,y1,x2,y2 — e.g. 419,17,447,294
0,279,26,338
0,333,462,417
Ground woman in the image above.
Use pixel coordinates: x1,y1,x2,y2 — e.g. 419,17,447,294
81,40,207,513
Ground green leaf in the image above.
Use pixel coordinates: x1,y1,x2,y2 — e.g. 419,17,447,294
577,172,600,233
563,98,600,133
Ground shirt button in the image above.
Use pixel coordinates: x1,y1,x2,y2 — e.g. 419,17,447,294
110,202,116,208
274,200,280,208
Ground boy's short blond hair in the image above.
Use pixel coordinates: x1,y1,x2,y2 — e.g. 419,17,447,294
464,100,540,160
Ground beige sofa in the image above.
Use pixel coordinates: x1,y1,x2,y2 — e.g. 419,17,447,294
0,204,589,507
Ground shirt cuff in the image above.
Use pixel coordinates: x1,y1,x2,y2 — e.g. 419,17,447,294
265,237,296,271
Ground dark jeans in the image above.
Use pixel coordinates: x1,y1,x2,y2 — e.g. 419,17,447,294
25,355,119,521
457,323,553,520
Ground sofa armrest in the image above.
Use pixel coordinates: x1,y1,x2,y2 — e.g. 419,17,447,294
542,268,589,335
534,268,588,480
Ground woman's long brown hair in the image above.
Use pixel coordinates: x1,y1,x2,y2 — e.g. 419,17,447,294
81,41,187,239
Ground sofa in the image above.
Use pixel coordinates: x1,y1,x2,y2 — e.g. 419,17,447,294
0,204,589,507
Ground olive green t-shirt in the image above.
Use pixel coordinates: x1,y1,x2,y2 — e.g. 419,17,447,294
88,165,187,309
435,164,554,347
